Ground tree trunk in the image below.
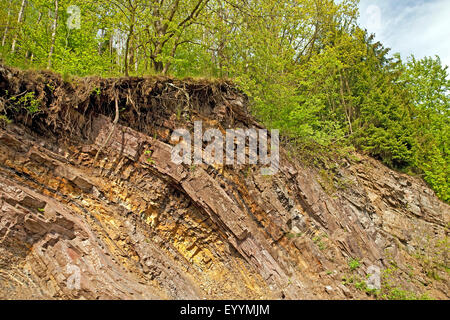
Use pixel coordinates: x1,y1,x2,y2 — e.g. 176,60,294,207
153,60,163,73
11,0,27,53
339,71,353,135
109,32,113,73
30,12,42,63
129,43,134,72
124,23,134,76
98,29,104,55
152,41,164,73
1,0,13,47
47,0,59,69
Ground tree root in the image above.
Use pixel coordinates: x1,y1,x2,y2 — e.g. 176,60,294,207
93,96,119,165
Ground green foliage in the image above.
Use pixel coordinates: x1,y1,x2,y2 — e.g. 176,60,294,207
400,56,450,202
312,233,327,250
317,168,336,195
92,87,101,96
286,233,296,239
9,91,41,115
413,234,449,282
342,260,432,300
381,288,429,300
348,258,360,271
144,150,155,164
0,114,12,126
377,262,433,300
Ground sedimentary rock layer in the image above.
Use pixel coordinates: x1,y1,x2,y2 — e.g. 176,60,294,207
0,65,448,299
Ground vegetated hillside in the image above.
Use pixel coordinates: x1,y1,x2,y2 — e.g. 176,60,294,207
0,65,448,300
2,0,449,203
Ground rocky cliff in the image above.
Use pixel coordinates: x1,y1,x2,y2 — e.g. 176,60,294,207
0,65,448,299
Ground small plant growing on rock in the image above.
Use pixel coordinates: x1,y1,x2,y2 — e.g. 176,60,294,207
10,91,41,115
92,87,101,96
0,115,11,127
46,83,56,92
21,92,40,114
286,233,295,239
144,150,155,164
348,258,360,271
313,234,327,250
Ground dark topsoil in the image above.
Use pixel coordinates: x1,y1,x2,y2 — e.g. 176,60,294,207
0,65,255,144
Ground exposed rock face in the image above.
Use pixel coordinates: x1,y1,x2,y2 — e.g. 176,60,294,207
0,65,448,299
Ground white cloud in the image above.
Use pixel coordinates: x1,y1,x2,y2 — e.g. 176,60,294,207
358,0,450,69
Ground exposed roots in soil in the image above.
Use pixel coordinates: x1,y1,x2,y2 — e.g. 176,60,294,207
0,64,251,143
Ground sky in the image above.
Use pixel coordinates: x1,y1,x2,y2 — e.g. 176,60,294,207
357,0,450,68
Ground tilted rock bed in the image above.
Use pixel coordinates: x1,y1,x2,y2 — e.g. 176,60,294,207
0,65,448,299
